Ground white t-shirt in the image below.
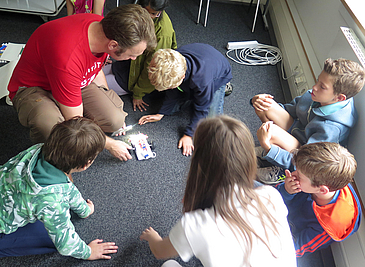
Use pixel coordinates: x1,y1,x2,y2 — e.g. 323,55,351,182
169,185,296,267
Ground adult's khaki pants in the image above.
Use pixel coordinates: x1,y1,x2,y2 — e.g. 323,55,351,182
12,83,128,144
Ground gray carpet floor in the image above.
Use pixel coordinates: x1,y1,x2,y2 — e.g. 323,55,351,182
0,0,333,266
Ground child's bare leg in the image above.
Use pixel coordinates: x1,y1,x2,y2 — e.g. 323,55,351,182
258,101,293,131
257,122,300,153
252,94,294,131
93,0,105,16
269,124,301,152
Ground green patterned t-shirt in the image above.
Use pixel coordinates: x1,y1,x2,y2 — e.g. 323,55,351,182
0,144,92,259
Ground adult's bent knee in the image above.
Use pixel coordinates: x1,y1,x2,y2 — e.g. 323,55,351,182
97,114,126,133
30,114,64,143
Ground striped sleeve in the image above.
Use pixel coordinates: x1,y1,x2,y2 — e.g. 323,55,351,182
294,227,333,257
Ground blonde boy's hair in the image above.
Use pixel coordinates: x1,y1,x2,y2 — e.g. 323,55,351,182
292,142,357,191
323,58,365,98
148,49,187,91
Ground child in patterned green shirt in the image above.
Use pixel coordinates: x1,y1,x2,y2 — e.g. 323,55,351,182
0,117,118,260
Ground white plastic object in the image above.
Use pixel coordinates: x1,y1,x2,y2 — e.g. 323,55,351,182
226,40,259,50
129,133,156,160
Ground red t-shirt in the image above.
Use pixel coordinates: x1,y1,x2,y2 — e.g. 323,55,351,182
8,13,107,107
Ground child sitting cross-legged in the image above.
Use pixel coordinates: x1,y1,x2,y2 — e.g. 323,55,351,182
276,142,362,257
252,58,365,184
140,115,296,267
0,117,118,260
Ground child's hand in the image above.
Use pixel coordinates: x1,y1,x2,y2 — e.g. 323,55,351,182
86,199,95,216
252,94,274,111
133,98,149,112
178,135,194,157
87,239,118,260
139,114,164,125
284,170,301,194
256,121,273,152
140,227,162,243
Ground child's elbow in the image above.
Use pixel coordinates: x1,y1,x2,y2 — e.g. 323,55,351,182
149,237,178,260
151,246,172,260
152,249,166,260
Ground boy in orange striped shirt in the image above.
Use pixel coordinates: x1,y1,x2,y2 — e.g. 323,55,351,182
276,142,361,256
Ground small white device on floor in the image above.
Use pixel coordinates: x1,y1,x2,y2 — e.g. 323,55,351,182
129,133,156,160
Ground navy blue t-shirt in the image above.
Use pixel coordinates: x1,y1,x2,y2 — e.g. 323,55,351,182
158,43,232,136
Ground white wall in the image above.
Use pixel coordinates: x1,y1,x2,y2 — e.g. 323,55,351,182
269,1,365,266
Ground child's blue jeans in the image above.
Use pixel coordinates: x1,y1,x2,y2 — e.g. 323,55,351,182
171,84,225,116
208,84,225,116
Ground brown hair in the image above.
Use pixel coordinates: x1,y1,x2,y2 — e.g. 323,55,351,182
292,142,357,191
183,115,279,263
42,117,106,174
101,4,157,53
323,58,365,98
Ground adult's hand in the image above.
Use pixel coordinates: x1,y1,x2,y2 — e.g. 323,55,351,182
112,123,127,137
133,98,149,112
105,137,132,161
87,239,118,260
139,114,164,125
178,135,194,156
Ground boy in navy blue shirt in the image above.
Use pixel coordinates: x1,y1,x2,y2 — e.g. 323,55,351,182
138,43,232,156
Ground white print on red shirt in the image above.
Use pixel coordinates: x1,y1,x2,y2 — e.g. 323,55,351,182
80,61,104,88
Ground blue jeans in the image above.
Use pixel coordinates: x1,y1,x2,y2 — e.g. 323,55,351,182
208,84,225,117
0,221,57,257
171,84,225,116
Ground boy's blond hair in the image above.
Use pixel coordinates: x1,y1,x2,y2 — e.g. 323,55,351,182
323,58,365,98
148,49,187,91
292,142,357,191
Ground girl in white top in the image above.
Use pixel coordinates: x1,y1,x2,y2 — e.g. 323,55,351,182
140,115,296,267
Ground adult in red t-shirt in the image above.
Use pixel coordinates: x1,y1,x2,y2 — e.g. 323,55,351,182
8,4,156,161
